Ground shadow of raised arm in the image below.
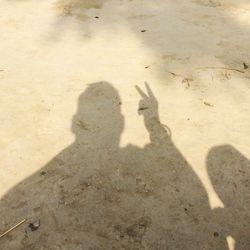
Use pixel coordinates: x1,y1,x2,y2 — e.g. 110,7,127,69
135,82,171,146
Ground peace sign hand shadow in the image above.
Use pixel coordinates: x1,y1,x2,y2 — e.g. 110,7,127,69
135,82,159,119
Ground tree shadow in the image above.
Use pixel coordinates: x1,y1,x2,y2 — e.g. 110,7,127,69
52,0,109,20
207,145,250,250
49,0,250,83
0,82,216,249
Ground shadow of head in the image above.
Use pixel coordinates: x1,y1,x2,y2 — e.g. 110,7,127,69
207,145,250,209
72,81,124,145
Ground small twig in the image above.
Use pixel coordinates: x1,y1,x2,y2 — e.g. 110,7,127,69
0,219,26,239
197,67,245,74
166,70,185,78
204,101,214,107
166,70,193,88
138,107,149,111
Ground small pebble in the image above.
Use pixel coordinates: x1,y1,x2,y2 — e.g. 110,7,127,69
213,232,219,237
28,220,40,231
243,62,249,70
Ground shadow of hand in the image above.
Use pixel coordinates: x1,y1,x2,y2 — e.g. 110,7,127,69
135,82,159,119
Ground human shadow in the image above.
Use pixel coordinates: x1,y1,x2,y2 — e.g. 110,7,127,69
207,145,250,250
0,81,215,249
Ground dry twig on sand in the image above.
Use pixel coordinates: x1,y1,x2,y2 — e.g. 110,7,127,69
0,219,26,239
197,67,245,74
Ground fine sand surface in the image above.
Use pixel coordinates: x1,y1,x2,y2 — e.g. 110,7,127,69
0,0,250,249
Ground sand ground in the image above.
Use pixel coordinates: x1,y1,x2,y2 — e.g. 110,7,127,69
0,0,250,249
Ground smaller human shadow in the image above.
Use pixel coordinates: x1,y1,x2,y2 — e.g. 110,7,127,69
207,145,250,250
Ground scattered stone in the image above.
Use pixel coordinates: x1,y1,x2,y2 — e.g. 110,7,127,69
213,231,219,237
28,220,40,231
182,78,193,88
126,216,152,239
243,62,249,70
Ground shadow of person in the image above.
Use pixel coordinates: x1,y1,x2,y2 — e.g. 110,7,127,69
1,81,213,249
207,145,250,250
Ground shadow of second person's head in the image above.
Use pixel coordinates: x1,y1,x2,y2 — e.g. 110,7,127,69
207,145,250,249
207,145,250,209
